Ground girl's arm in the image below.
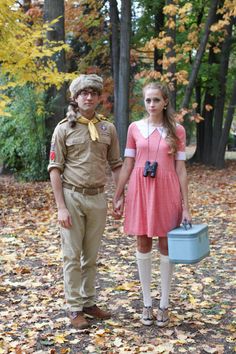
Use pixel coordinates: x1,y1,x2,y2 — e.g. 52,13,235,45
175,160,191,223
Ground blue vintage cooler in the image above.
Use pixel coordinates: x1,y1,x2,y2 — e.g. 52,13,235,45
167,224,210,264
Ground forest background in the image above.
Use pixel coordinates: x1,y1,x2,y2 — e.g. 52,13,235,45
0,0,236,180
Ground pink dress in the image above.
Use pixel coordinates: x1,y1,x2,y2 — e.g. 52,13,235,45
124,119,186,237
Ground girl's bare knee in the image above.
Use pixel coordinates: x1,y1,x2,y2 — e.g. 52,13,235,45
158,237,169,255
137,235,152,253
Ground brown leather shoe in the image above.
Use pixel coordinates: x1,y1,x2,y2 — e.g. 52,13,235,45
69,311,89,329
83,305,111,319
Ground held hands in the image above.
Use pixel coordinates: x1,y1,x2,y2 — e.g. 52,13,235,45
112,194,124,219
58,207,72,229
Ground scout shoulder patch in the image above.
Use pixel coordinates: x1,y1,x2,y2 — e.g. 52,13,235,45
100,122,108,133
50,142,56,161
50,151,56,161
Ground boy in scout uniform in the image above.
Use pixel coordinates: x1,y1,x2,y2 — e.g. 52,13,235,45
48,74,122,329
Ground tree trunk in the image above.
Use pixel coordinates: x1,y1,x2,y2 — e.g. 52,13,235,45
165,0,176,108
191,121,205,163
202,93,215,165
44,0,66,157
181,0,219,109
211,18,233,165
189,81,203,163
187,5,204,164
189,46,218,165
116,0,131,157
202,43,220,165
154,1,164,73
215,80,236,169
109,0,120,118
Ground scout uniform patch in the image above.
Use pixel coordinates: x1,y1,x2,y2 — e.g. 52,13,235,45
50,143,56,162
100,123,107,132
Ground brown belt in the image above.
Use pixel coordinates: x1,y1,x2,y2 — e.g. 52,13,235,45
63,182,104,195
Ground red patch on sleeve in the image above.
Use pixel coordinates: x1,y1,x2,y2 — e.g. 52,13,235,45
50,151,56,161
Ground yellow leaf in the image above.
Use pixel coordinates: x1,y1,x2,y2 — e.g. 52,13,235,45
94,336,106,346
54,334,67,344
179,3,193,16
202,277,214,284
213,46,221,53
163,4,178,16
179,25,186,32
114,281,138,291
105,320,122,327
188,293,197,304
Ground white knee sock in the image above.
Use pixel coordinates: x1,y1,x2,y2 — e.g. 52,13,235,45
159,254,175,309
136,250,152,307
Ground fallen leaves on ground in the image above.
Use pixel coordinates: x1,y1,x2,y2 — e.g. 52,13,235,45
0,161,235,354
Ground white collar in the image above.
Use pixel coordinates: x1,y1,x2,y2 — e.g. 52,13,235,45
135,119,167,139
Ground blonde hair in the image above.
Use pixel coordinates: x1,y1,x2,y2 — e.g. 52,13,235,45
143,82,179,154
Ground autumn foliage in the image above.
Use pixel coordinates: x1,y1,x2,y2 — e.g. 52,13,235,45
0,156,235,353
0,0,72,115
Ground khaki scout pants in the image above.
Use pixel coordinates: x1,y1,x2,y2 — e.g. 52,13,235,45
61,188,107,311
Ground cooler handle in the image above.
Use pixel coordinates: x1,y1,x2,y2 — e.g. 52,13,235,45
182,219,192,230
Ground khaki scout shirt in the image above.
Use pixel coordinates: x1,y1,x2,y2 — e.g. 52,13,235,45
47,113,122,188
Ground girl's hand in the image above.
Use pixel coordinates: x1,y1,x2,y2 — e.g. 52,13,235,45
182,208,192,225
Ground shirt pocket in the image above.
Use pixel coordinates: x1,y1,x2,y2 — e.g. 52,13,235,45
66,137,87,159
92,135,111,160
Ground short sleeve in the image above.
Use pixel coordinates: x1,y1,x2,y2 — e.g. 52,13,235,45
124,123,136,158
175,124,186,160
107,124,123,170
47,124,67,173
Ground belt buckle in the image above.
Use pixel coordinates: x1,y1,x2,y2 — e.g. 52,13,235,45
82,188,86,195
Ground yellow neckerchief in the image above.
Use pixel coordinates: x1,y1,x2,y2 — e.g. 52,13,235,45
77,115,100,141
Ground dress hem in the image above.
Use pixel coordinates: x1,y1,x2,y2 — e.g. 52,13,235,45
125,233,167,238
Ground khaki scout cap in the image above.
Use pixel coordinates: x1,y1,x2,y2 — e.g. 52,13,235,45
69,74,103,98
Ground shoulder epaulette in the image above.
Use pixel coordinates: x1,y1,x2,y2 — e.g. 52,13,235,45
59,118,68,125
97,114,108,121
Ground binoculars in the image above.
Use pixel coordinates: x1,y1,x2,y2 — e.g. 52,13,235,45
143,161,158,178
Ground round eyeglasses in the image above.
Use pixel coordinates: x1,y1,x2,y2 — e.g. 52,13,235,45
79,90,99,98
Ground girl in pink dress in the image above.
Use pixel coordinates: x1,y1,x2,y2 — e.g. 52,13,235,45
113,82,191,327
